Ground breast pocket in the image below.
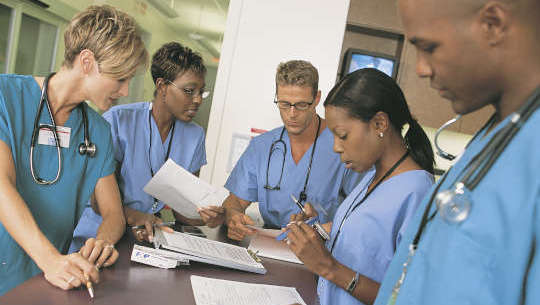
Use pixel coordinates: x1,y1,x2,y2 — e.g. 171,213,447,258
400,228,495,305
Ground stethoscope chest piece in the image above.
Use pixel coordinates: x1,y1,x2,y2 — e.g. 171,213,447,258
435,182,471,224
79,141,96,157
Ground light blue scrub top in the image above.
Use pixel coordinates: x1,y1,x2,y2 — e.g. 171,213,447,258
0,74,115,295
318,168,433,305
225,126,362,228
70,102,206,252
374,92,540,305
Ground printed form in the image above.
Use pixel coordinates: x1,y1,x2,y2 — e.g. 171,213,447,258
191,276,306,305
143,159,229,218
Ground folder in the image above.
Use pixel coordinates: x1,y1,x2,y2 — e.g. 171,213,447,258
153,228,266,274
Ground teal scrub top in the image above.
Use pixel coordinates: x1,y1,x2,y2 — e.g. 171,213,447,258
374,88,540,305
0,74,115,295
70,102,206,252
225,126,362,228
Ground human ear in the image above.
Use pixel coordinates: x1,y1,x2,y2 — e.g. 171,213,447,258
78,49,96,74
478,1,511,46
370,111,389,135
313,90,322,107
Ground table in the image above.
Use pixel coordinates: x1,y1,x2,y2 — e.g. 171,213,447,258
1,226,318,305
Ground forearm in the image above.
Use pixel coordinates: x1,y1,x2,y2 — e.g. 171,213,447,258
321,259,380,305
95,212,125,245
94,174,126,244
0,181,60,270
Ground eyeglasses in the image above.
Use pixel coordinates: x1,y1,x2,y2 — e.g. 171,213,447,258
167,80,210,99
274,100,314,111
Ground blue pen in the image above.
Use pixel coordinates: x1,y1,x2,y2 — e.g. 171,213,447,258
276,217,318,241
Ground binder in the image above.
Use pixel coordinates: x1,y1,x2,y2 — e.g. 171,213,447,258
153,228,266,274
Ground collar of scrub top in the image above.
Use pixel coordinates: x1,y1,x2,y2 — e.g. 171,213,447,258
386,86,540,304
148,104,175,211
329,150,410,253
30,72,95,185
263,114,322,206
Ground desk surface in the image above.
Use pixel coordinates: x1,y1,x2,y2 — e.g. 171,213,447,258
1,226,318,305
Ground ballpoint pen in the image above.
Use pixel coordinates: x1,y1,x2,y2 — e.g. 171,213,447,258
84,273,94,298
289,195,330,241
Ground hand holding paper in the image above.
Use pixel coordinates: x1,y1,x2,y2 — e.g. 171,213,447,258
143,159,229,219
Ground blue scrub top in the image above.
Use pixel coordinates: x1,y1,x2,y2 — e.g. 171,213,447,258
0,74,115,295
70,102,206,252
374,94,540,305
225,126,362,228
318,169,433,305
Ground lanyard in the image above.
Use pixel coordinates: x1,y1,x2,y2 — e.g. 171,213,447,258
148,109,175,211
330,150,409,253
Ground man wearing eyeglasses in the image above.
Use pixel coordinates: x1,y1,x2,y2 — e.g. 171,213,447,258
200,60,362,240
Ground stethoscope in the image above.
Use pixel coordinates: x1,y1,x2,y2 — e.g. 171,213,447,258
147,106,175,212
30,72,96,185
263,115,321,205
388,87,540,304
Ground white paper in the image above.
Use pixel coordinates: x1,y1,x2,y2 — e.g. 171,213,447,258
247,228,303,264
160,230,258,267
191,276,306,305
143,159,229,218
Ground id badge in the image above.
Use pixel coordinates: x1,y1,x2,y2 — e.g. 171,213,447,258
37,125,71,148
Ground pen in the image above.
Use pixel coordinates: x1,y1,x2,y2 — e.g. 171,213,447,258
84,273,94,298
131,221,176,230
289,194,330,241
290,194,306,214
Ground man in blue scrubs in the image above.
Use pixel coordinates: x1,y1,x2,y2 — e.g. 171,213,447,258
221,60,361,240
374,1,540,304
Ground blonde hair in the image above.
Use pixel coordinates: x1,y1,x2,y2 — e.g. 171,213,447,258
63,5,148,79
275,60,319,97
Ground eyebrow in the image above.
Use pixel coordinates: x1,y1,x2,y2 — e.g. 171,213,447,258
409,37,431,46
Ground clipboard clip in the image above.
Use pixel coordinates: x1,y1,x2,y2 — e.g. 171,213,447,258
247,249,262,263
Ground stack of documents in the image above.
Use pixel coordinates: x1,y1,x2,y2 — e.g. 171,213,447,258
191,276,307,305
143,159,229,219
247,227,303,264
153,229,266,274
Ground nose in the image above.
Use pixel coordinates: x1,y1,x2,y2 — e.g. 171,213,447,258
192,94,203,105
119,80,130,97
416,52,433,78
333,137,344,154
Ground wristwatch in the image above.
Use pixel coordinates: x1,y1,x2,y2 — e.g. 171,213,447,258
346,272,360,294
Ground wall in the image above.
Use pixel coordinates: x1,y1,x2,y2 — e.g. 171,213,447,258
344,0,493,135
200,0,351,186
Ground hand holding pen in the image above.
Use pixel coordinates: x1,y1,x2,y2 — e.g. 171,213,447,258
286,195,330,241
130,219,175,243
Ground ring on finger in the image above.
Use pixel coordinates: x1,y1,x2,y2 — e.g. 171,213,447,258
105,244,115,250
67,276,76,285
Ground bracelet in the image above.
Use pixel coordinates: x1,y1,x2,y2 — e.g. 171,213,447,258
346,272,360,294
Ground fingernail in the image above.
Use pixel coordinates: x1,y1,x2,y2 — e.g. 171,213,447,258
296,221,302,225
149,235,154,243
95,264,100,271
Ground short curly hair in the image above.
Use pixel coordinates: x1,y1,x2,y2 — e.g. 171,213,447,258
275,60,319,97
151,42,206,85
63,5,148,80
